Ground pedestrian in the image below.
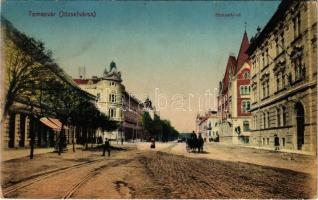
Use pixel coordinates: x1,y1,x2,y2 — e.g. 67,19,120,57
150,137,155,148
103,138,111,157
274,134,280,151
198,133,204,153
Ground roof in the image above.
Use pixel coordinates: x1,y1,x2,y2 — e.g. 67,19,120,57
73,78,100,85
222,56,236,94
73,79,89,85
236,31,250,72
247,0,292,55
123,91,144,106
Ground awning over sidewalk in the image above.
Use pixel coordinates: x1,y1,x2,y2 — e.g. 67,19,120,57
40,117,69,132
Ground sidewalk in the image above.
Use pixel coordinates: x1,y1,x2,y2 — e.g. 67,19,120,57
1,145,83,161
207,142,316,156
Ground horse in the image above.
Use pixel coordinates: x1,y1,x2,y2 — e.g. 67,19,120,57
186,136,204,153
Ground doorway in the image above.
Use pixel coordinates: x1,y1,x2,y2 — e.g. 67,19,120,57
295,102,305,150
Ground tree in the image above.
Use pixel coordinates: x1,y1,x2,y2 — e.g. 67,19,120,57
70,100,118,149
141,111,153,136
2,17,54,121
141,112,179,142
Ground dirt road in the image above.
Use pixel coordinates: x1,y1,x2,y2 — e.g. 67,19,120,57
2,144,316,199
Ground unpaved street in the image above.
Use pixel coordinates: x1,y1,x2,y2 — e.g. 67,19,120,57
1,143,316,199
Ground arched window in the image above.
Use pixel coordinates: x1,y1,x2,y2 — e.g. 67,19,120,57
244,72,250,79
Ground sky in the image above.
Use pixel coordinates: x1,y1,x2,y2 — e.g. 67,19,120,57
1,0,280,132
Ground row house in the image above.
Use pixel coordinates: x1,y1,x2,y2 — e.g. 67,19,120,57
122,91,144,141
247,0,317,153
217,31,252,145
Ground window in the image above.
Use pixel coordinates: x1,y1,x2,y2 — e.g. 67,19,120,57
265,49,269,66
282,106,287,126
281,32,285,49
267,111,270,128
266,81,270,96
241,85,251,95
244,72,250,79
109,108,114,117
242,101,250,113
276,75,280,91
277,108,281,127
282,138,285,146
294,56,303,81
111,94,116,103
276,39,279,56
243,121,250,131
293,13,301,39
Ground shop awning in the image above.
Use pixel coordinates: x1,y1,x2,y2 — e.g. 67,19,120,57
40,117,68,132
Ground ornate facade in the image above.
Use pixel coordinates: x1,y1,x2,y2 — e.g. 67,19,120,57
74,62,153,141
247,0,317,153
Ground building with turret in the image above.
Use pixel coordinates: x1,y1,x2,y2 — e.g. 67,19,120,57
73,62,154,142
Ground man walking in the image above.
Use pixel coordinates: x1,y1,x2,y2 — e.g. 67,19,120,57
103,138,111,157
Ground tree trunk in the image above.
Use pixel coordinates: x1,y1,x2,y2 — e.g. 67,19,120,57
72,126,75,153
58,123,65,155
29,117,35,159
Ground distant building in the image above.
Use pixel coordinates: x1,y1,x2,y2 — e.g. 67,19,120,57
247,0,317,153
217,32,252,144
196,110,219,142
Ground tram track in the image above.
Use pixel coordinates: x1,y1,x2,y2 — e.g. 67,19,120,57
62,158,134,199
3,157,134,198
2,157,106,197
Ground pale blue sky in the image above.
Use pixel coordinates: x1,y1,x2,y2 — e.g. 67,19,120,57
1,1,280,132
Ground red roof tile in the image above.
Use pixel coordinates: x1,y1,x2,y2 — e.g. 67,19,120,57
73,79,89,85
236,31,250,72
222,56,236,94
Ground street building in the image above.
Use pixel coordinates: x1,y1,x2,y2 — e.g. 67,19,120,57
217,31,252,145
247,0,317,153
73,62,155,142
1,18,95,150
196,110,219,142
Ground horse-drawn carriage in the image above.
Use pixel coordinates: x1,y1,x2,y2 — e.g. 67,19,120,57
186,132,204,153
